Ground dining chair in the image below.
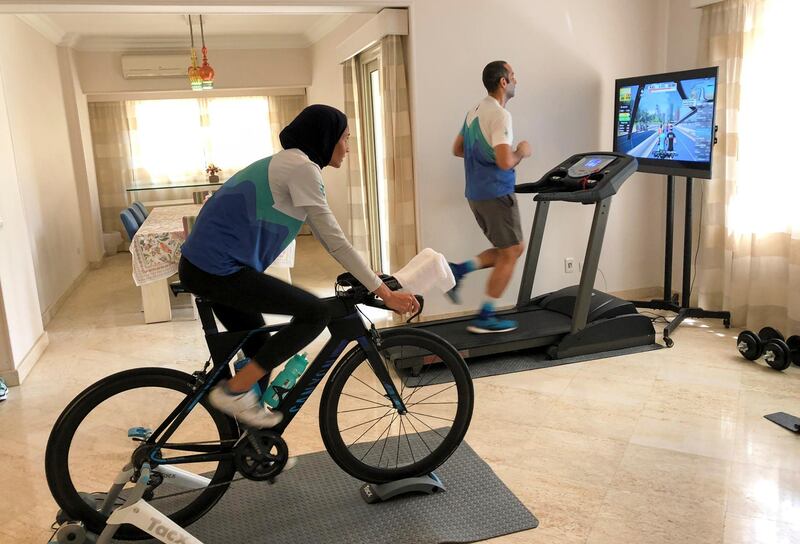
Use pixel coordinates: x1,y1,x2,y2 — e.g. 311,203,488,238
119,209,139,241
132,201,149,219
129,205,146,226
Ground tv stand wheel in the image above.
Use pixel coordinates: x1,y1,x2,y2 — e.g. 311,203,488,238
664,337,674,348
723,317,731,328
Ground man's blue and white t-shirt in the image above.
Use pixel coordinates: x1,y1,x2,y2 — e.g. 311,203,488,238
460,96,515,201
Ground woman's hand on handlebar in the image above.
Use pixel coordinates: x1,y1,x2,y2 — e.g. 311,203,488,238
374,283,420,315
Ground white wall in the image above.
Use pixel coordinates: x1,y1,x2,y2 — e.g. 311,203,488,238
0,15,87,322
665,0,706,299
76,48,312,94
0,46,46,380
59,46,104,263
307,14,373,230
407,0,670,315
667,0,704,72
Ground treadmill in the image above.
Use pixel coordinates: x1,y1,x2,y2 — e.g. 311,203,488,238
392,151,655,371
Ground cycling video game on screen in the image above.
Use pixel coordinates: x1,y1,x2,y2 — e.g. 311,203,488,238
615,77,716,163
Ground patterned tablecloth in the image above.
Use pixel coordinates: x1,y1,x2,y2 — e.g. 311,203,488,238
131,204,295,286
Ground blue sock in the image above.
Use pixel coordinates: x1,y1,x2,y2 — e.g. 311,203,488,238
478,301,495,320
452,259,477,278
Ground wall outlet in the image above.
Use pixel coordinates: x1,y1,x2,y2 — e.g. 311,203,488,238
564,258,575,273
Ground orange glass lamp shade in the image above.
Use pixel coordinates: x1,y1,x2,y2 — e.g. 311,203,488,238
199,46,215,89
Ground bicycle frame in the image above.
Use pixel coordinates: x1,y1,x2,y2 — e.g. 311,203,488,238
144,294,406,468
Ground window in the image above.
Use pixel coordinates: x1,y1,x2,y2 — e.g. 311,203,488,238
360,50,391,273
370,68,391,274
127,96,273,185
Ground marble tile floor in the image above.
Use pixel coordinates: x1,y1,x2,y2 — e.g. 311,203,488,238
1,237,799,544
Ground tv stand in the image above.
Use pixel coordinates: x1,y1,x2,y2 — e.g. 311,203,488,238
632,175,730,346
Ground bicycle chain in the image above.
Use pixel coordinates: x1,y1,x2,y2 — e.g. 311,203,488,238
144,433,284,503
140,437,246,503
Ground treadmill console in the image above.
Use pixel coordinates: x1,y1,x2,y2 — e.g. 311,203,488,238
566,155,616,178
516,152,637,204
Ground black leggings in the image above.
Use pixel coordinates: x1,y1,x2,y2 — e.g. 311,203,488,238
178,256,331,374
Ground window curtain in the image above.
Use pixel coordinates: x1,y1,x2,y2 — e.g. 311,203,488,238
696,0,800,332
379,35,418,271
88,102,134,243
268,94,307,152
343,58,373,263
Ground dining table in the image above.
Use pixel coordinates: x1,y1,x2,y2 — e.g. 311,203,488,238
130,203,295,323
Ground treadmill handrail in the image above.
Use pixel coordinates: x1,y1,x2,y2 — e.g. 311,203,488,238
515,152,637,204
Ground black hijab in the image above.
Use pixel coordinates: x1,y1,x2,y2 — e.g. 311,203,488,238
279,104,348,169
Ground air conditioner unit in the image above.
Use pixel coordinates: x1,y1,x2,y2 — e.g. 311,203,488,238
121,54,187,79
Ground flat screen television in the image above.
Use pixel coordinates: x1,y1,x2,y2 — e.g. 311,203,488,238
613,66,718,179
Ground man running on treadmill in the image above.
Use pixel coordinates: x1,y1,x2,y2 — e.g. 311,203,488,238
449,61,531,334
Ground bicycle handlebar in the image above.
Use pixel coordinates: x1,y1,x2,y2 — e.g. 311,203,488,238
335,273,425,322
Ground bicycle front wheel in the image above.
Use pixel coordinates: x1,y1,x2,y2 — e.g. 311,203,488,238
320,328,473,483
45,368,238,540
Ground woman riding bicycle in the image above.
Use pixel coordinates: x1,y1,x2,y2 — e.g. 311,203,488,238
179,104,420,429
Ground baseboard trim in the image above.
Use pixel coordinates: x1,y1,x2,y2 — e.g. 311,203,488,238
0,331,49,386
611,286,663,301
41,265,90,327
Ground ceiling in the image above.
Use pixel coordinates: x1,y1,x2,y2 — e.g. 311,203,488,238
19,12,366,50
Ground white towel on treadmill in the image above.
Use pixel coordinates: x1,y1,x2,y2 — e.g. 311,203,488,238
393,248,456,294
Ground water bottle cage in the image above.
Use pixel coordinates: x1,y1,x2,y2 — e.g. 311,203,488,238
271,384,291,403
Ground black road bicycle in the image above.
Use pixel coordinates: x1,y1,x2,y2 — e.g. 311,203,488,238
45,274,474,539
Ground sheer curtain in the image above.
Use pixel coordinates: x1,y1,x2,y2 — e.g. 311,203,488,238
88,102,134,242
343,58,373,263
697,0,800,332
379,35,418,271
268,95,307,151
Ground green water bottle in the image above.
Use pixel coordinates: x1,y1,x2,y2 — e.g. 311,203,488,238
262,353,309,408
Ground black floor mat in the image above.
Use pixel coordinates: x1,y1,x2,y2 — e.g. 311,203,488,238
123,440,538,544
404,343,662,386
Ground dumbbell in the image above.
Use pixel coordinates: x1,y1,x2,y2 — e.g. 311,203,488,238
763,334,800,371
790,336,800,367
738,327,800,371
737,327,784,361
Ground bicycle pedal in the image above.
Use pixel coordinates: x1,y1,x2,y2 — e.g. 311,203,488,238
127,426,152,440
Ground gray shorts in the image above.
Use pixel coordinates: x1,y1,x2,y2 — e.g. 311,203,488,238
468,194,523,249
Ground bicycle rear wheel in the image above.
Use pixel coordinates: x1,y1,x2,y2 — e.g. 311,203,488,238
320,328,473,483
45,368,238,540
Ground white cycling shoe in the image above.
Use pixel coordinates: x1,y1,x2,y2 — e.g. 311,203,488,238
208,382,283,429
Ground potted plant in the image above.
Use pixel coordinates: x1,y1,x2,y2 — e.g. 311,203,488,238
206,163,221,183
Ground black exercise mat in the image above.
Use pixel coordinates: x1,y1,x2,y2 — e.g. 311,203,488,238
128,440,537,544
404,343,662,386
764,412,800,432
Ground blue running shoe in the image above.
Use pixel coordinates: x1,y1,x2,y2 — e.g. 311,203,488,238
0,377,7,401
446,262,464,304
466,316,518,334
